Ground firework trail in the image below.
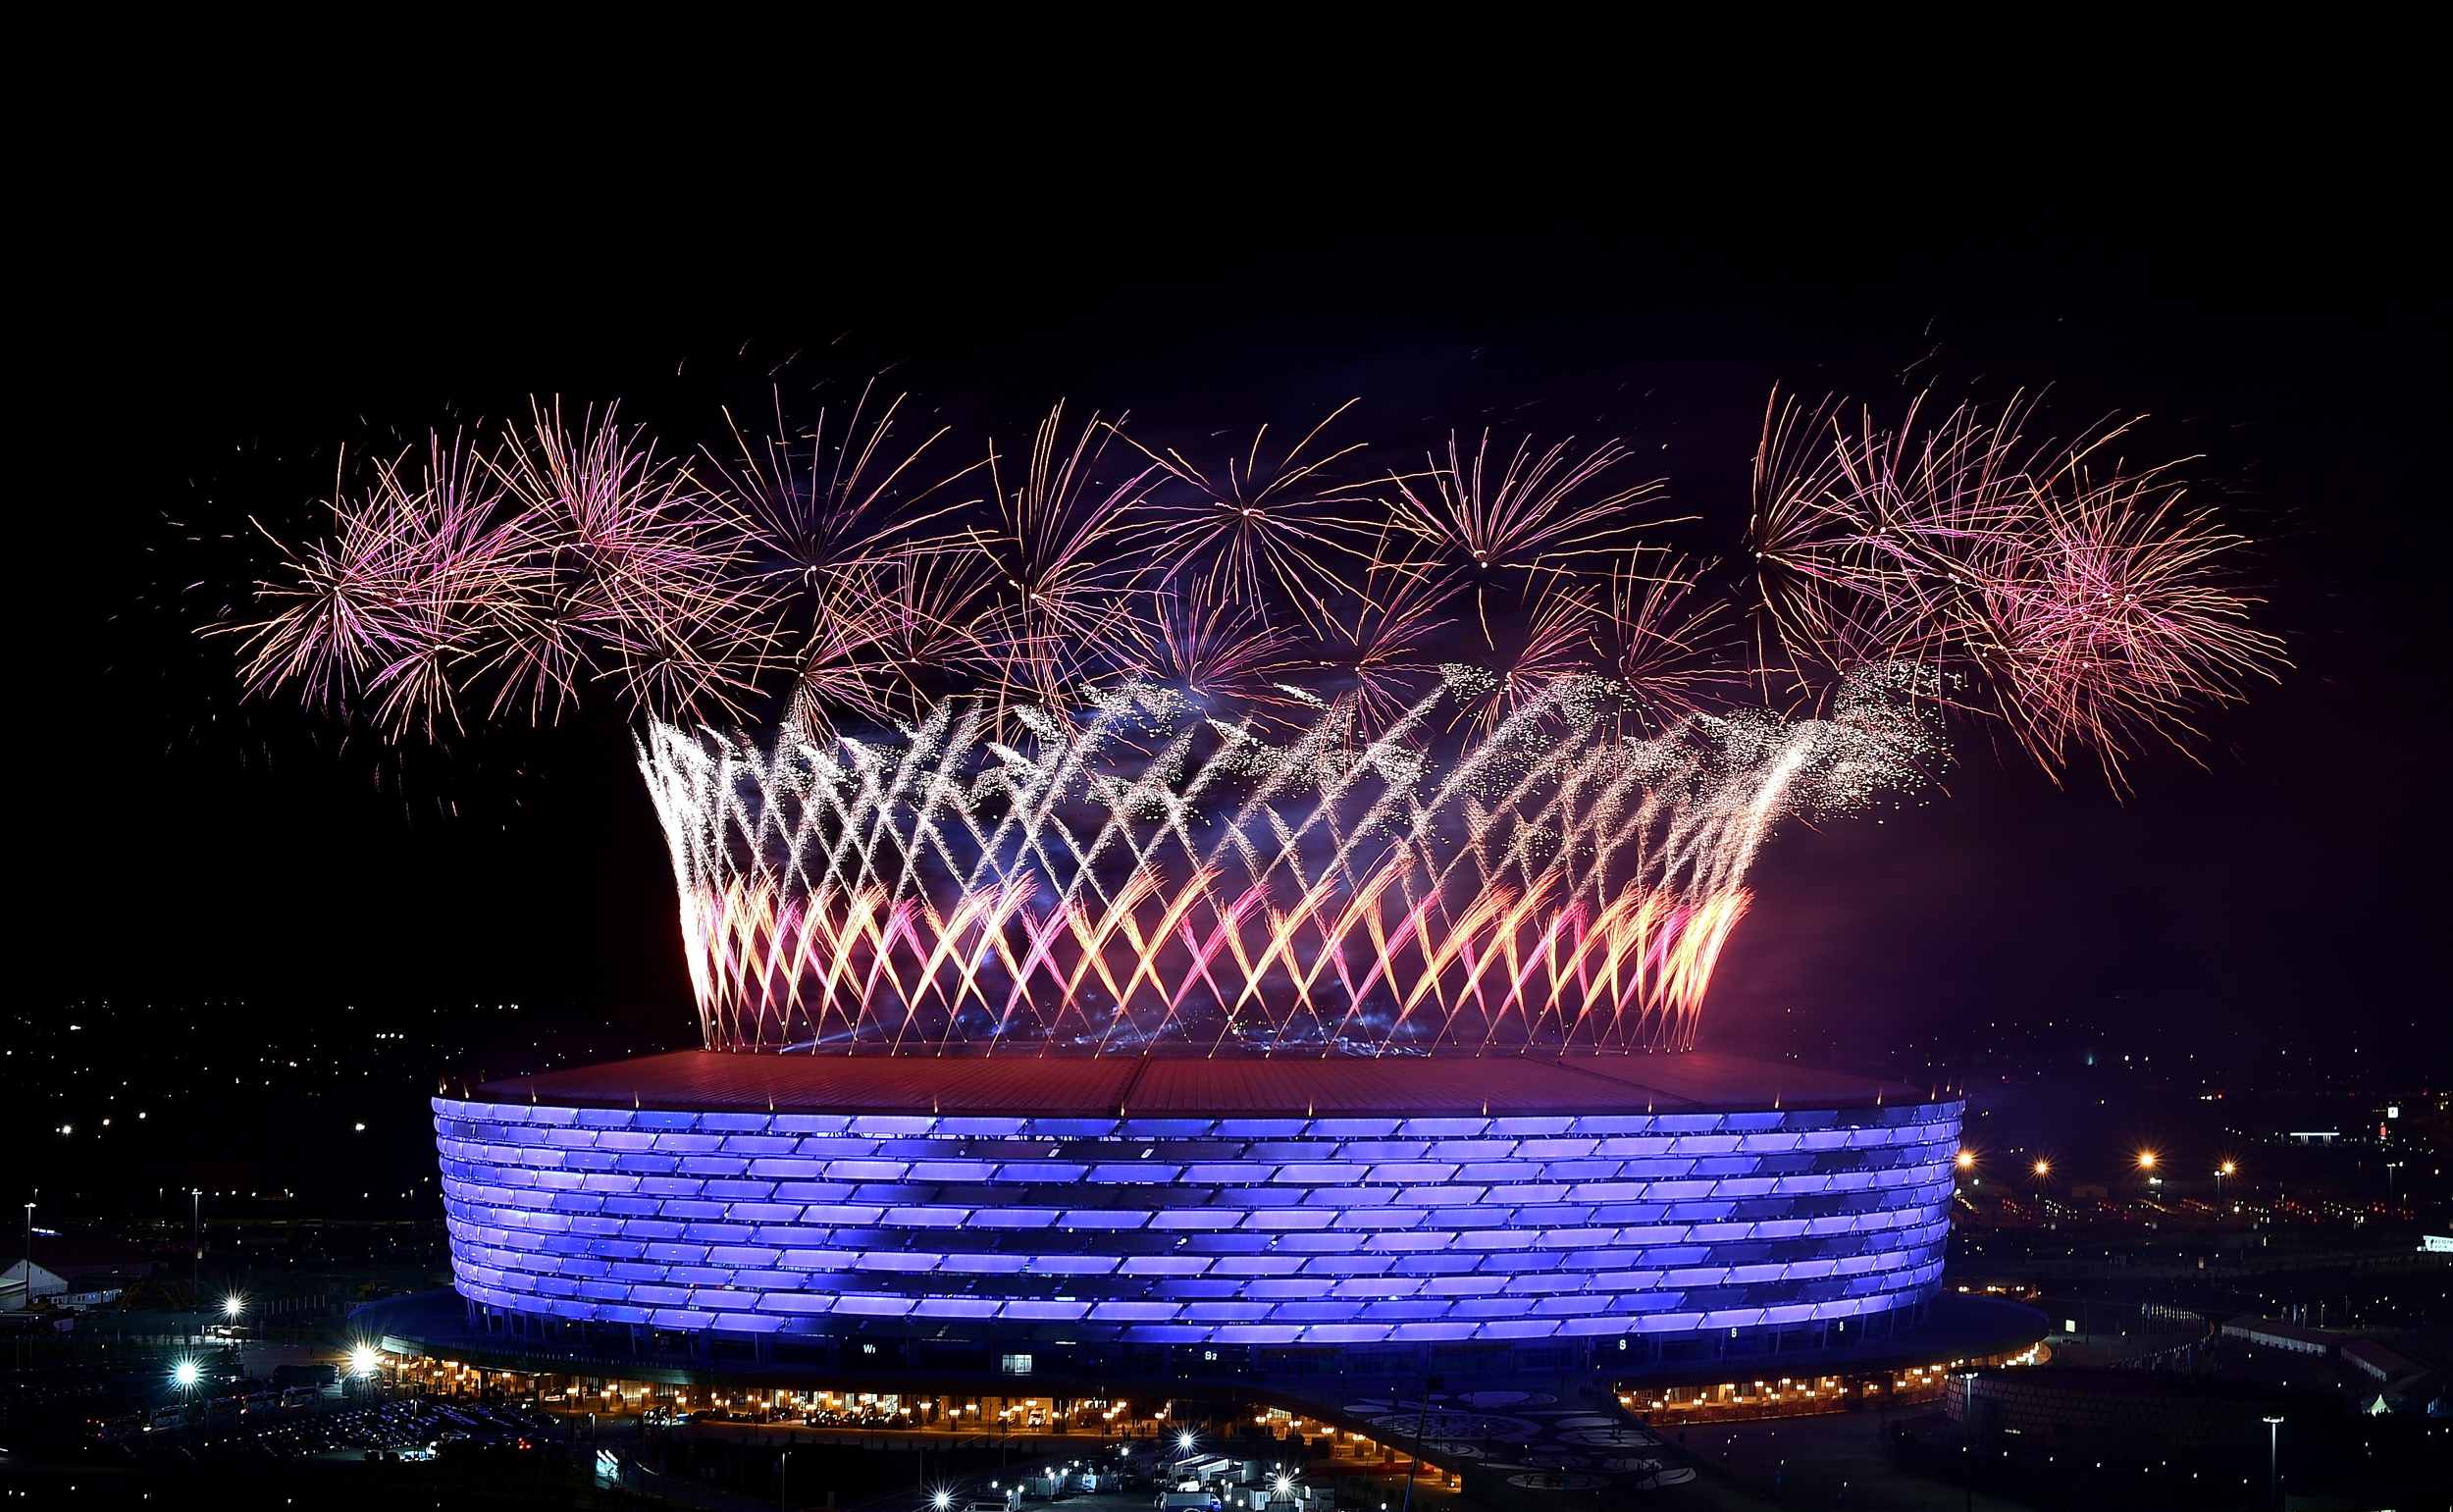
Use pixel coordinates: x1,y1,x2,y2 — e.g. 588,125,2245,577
230,386,2283,1052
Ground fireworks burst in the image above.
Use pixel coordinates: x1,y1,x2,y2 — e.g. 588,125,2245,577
230,384,2283,1053
1115,580,1306,716
1748,391,2284,783
710,382,975,589
1386,431,1668,581
1590,558,1737,737
236,403,774,732
1127,400,1379,622
1309,546,1460,737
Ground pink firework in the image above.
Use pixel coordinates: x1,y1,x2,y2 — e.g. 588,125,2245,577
1388,431,1669,577
484,400,776,723
1449,581,1601,739
1748,391,2284,781
1592,558,1738,737
710,382,979,588
1971,458,2282,780
1127,401,1378,623
237,432,518,735
1310,545,1460,737
964,403,1163,712
1117,580,1307,715
233,379,2281,1058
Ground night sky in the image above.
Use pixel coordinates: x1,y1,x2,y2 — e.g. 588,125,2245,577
24,178,2443,1107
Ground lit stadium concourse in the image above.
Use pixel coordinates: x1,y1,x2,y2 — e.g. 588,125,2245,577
355,1049,2045,1415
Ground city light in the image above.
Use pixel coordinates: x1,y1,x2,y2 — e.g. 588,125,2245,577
2136,1151,2157,1170
2033,1160,2049,1175
1956,1151,1974,1170
1178,1431,1196,1453
223,1294,243,1319
2220,1161,2236,1175
173,1360,200,1387
349,1344,381,1378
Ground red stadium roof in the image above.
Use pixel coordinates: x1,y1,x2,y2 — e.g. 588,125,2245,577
468,1050,1932,1117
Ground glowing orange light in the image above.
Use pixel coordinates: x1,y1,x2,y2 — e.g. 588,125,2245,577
2137,1151,2157,1170
682,870,1752,1055
1955,1151,1974,1170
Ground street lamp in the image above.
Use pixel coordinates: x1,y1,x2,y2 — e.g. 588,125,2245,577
2262,1415,2283,1508
220,1292,245,1373
1957,1371,1982,1512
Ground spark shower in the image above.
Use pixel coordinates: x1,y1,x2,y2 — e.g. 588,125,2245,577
231,388,2281,1056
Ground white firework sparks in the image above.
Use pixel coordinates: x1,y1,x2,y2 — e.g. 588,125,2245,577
638,665,1938,1056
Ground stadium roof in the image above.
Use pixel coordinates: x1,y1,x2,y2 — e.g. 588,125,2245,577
468,1050,1934,1117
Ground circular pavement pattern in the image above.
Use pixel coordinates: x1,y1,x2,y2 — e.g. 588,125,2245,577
1452,1390,1555,1408
1505,1472,1609,1490
1518,1450,1594,1470
1560,1426,1660,1448
1366,1412,1537,1442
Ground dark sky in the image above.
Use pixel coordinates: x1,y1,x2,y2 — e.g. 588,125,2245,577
25,164,2444,1089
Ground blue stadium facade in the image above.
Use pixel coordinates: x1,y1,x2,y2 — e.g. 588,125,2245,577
431,1052,1959,1367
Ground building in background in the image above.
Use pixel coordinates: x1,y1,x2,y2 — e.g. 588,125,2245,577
2,1234,150,1311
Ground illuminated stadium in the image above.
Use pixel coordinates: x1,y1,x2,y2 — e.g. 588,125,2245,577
233,391,2244,1398
429,1050,1963,1373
